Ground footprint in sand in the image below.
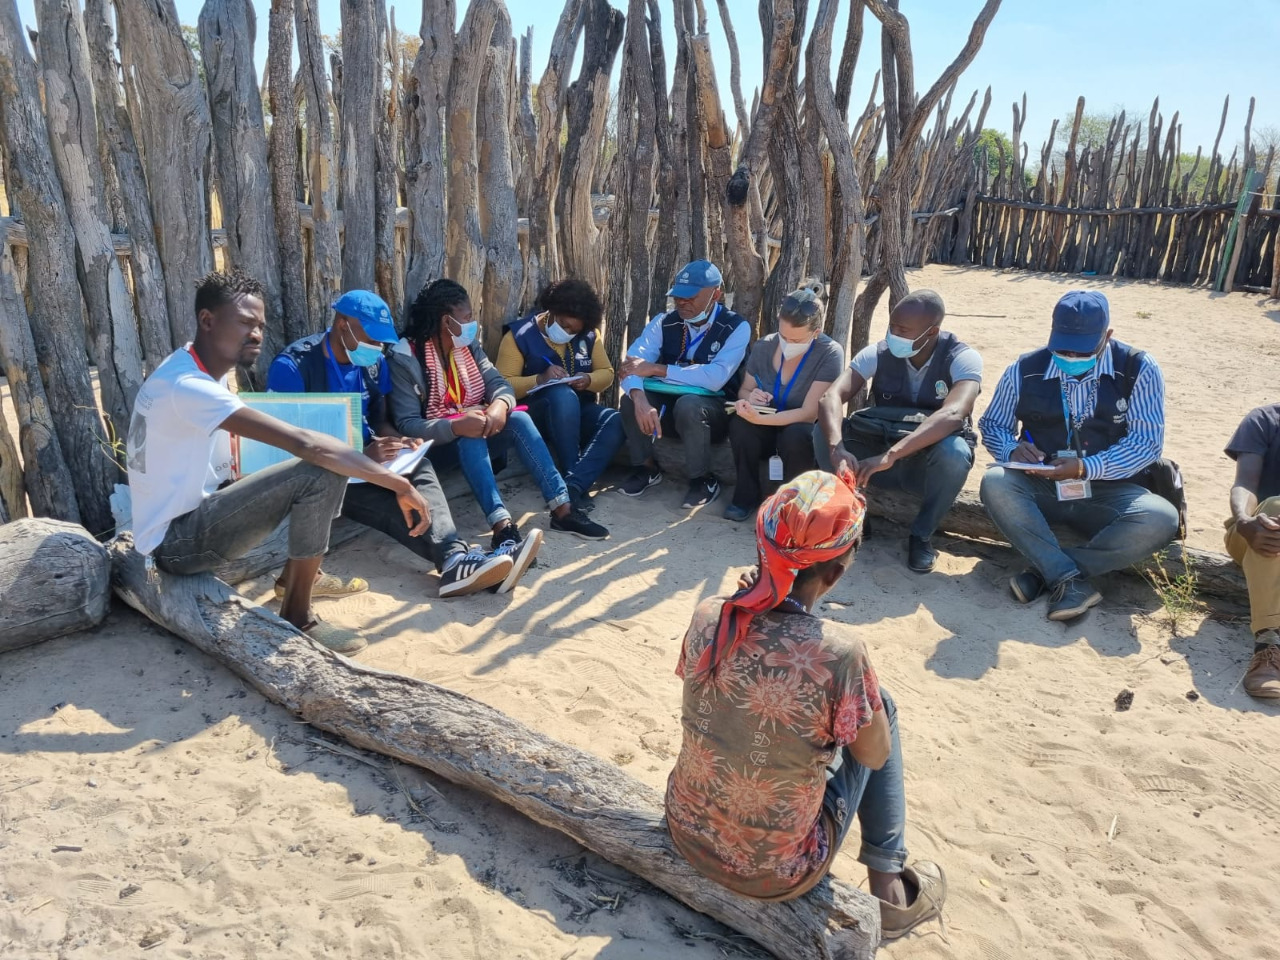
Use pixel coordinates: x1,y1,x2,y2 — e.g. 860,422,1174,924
324,865,432,901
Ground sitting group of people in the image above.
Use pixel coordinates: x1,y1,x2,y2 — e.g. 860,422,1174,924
123,258,1278,938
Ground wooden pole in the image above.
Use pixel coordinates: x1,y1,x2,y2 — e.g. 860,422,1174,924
338,0,379,292
110,536,883,960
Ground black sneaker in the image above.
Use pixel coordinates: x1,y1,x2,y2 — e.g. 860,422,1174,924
438,547,512,598
1046,576,1101,622
682,475,721,509
907,535,937,573
621,467,662,497
568,486,596,513
490,524,543,594
1009,569,1045,604
550,508,609,541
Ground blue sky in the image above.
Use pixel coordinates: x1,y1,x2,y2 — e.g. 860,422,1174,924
16,0,1279,157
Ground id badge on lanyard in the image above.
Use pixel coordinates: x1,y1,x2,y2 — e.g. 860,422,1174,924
1057,383,1091,501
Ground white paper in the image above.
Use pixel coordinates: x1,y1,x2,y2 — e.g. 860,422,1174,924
349,439,433,484
996,461,1056,471
526,375,588,395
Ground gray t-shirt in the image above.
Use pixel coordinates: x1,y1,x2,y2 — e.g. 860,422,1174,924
1226,403,1280,500
743,333,845,410
850,341,984,400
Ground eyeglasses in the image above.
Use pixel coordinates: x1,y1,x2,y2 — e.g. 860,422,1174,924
780,294,821,318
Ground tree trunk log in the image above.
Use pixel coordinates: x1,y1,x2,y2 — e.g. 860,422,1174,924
0,0,114,536
115,0,215,348
267,0,313,344
338,0,378,292
35,0,145,433
109,534,882,960
477,12,522,356
82,0,173,374
620,0,656,330
1,518,110,653
0,240,78,522
0,394,22,521
296,0,342,328
373,0,401,312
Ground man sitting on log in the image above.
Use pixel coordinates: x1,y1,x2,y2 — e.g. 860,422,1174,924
814,289,981,573
267,290,515,598
978,291,1179,622
665,468,945,939
125,271,431,655
617,259,751,509
1223,402,1280,698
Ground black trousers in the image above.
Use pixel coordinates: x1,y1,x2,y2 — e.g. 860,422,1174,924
728,417,817,508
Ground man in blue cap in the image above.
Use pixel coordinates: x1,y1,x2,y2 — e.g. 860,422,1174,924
978,290,1178,622
268,290,515,598
617,259,752,508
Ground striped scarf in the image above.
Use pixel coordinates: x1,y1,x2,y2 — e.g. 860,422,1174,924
415,337,487,418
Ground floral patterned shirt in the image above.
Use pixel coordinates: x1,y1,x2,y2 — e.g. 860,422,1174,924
665,596,883,899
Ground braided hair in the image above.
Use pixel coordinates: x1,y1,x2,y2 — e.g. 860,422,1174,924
405,279,470,352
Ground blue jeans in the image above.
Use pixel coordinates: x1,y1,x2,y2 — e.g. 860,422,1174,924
428,410,570,527
816,425,974,540
527,384,625,495
979,466,1180,587
823,688,907,874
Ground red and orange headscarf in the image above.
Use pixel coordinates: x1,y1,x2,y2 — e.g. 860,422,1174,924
692,467,867,680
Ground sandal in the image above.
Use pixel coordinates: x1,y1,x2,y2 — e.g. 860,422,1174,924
879,861,947,941
300,619,368,655
274,571,369,600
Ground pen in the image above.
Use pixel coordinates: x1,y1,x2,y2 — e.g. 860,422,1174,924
1023,431,1047,464
653,404,666,439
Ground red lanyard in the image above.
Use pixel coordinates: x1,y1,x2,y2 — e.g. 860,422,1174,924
188,346,240,479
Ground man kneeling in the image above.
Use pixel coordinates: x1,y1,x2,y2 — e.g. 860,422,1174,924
664,469,944,939
126,272,430,655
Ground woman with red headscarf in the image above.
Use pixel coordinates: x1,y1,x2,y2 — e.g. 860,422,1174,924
665,468,945,939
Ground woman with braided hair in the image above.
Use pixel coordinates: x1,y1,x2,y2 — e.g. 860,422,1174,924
664,468,945,938
388,280,609,593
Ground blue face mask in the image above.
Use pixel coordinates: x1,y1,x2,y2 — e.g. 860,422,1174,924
338,324,386,367
885,331,925,359
449,317,479,349
1051,352,1098,377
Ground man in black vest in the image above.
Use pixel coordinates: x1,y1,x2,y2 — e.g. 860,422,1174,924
978,291,1178,622
618,259,752,509
815,290,982,573
268,291,514,598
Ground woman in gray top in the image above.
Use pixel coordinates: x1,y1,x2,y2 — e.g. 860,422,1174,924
725,289,845,521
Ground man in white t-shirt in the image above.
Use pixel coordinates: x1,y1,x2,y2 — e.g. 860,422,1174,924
815,290,982,573
126,271,431,655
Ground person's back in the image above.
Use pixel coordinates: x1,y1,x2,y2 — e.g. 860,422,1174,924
667,596,880,899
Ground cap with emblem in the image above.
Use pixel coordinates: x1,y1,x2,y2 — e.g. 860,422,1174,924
332,290,398,344
667,259,723,299
1048,290,1110,354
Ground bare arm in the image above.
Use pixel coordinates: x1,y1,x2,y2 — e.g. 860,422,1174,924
1231,453,1280,557
847,707,891,770
760,378,834,427
818,366,866,449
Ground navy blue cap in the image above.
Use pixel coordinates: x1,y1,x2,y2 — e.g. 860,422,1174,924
332,290,397,343
1049,291,1110,354
667,260,723,299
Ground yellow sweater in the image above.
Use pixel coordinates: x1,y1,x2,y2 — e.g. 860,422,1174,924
496,320,615,400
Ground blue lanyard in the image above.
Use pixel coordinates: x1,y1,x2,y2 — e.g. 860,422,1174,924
1059,380,1085,455
773,341,815,409
681,304,719,361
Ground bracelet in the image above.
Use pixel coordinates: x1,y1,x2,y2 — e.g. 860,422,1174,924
1076,459,1085,480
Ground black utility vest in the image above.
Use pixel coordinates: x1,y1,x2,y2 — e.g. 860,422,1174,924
1014,340,1143,457
506,312,596,378
657,305,750,396
275,331,385,426
870,331,969,412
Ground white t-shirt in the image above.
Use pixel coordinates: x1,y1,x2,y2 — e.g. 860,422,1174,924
126,347,244,555
850,341,983,400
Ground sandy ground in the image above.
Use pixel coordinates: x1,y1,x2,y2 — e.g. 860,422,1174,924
2,265,1279,960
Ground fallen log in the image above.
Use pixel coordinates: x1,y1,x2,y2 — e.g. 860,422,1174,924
109,534,882,960
0,518,110,653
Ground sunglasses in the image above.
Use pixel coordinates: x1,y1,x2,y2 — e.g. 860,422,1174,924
780,294,821,318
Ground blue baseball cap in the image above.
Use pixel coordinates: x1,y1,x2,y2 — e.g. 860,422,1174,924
1048,291,1110,354
667,259,723,299
332,290,398,343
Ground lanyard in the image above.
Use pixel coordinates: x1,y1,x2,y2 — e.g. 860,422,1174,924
680,304,719,361
773,341,815,409
188,346,240,479
445,351,465,408
1059,380,1087,456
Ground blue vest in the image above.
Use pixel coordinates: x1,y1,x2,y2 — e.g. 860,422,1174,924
657,305,749,396
506,313,596,378
871,331,968,412
1014,341,1142,458
276,331,386,428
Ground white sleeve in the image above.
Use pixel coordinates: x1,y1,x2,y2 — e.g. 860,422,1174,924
620,315,665,394
949,347,983,385
172,374,245,435
850,344,878,381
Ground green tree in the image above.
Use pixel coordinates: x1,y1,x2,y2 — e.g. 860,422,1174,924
971,127,1013,177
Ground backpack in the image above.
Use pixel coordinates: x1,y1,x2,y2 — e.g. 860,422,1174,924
1121,352,1187,541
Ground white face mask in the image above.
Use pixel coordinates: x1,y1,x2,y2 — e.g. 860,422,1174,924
780,339,812,360
546,319,576,345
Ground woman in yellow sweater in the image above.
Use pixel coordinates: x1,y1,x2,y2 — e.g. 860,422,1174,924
496,280,624,510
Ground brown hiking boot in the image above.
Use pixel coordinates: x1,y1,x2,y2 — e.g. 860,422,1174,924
880,861,947,941
1244,637,1280,700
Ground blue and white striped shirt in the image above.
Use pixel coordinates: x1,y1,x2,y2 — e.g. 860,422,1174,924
978,344,1165,481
